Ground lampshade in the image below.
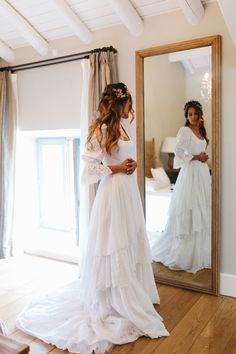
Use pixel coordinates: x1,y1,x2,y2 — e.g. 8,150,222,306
161,137,176,153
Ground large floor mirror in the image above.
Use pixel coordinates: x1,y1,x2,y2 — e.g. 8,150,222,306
136,36,221,295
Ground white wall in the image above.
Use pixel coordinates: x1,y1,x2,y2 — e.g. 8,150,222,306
144,54,212,171
8,2,236,277
144,55,185,169
16,61,82,130
185,67,212,145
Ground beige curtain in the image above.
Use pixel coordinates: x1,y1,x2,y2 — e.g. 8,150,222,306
0,71,17,258
88,49,119,121
78,49,118,275
108,50,119,84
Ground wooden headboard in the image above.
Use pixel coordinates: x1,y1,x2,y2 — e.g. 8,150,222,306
145,138,155,177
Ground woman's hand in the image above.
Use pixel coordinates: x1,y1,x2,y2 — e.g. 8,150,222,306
108,159,138,174
121,158,137,175
126,158,137,174
193,152,208,163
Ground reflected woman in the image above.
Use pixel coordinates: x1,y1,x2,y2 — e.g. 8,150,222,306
151,100,211,273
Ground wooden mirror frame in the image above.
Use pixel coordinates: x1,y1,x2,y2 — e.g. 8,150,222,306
136,35,221,295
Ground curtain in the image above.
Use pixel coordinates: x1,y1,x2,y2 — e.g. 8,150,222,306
77,59,93,275
88,49,119,121
78,49,119,275
108,50,119,84
0,71,17,258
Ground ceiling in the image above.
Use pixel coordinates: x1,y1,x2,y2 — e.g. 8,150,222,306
168,46,211,74
0,0,234,63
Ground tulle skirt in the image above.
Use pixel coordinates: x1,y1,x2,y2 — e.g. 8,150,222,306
16,173,169,354
150,161,211,274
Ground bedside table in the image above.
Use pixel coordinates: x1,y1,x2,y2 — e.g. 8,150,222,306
166,169,180,184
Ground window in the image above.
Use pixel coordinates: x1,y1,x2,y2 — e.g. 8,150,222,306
36,137,80,232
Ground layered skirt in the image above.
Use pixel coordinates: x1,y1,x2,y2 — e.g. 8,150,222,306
16,173,169,354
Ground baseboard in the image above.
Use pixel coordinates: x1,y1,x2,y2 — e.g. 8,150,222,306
220,272,236,297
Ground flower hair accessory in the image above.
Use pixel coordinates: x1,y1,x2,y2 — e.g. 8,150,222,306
184,100,203,117
112,87,129,100
184,100,202,111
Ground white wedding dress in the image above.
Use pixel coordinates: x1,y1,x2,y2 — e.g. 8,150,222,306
16,125,169,354
150,127,211,274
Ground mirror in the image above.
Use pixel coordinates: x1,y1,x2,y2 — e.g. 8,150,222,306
136,36,220,295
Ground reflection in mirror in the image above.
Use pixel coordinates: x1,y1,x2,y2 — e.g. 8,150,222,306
144,47,212,287
136,36,221,294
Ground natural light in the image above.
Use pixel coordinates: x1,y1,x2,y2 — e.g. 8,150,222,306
13,130,80,263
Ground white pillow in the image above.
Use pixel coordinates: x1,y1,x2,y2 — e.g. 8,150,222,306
145,177,158,192
151,167,171,189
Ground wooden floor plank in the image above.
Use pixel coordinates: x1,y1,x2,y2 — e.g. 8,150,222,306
9,329,35,344
26,338,55,354
111,285,201,353
150,295,224,354
110,284,180,354
48,349,68,354
0,255,78,338
0,256,77,311
188,296,236,354
2,316,18,336
153,262,212,289
1,255,236,354
223,328,236,354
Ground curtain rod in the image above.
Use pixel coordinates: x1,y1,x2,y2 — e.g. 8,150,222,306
0,46,117,73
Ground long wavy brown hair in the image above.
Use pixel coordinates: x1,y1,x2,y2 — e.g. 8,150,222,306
87,83,134,155
184,100,209,144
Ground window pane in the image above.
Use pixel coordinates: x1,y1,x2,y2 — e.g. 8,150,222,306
37,138,76,231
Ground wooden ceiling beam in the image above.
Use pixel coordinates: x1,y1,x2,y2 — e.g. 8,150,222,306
51,0,92,44
0,0,48,56
0,40,15,63
108,0,144,36
177,0,205,25
218,0,236,48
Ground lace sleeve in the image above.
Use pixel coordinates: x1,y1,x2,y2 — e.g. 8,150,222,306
81,131,112,185
174,127,193,169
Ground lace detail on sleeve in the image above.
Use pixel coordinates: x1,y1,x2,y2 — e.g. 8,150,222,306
84,156,112,182
81,130,112,184
174,127,193,169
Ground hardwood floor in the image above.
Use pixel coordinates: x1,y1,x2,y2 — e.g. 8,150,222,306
0,255,235,354
152,261,212,289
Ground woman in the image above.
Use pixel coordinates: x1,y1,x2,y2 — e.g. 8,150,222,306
150,100,211,273
16,83,169,354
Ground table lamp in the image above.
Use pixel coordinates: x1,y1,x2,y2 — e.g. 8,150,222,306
161,137,176,170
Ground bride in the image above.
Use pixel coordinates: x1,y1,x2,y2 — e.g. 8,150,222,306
150,100,211,274
16,82,169,354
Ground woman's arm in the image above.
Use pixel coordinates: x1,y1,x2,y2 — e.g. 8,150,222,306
81,128,137,183
192,152,208,162
81,130,111,184
108,158,137,175
174,127,193,169
174,127,209,165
